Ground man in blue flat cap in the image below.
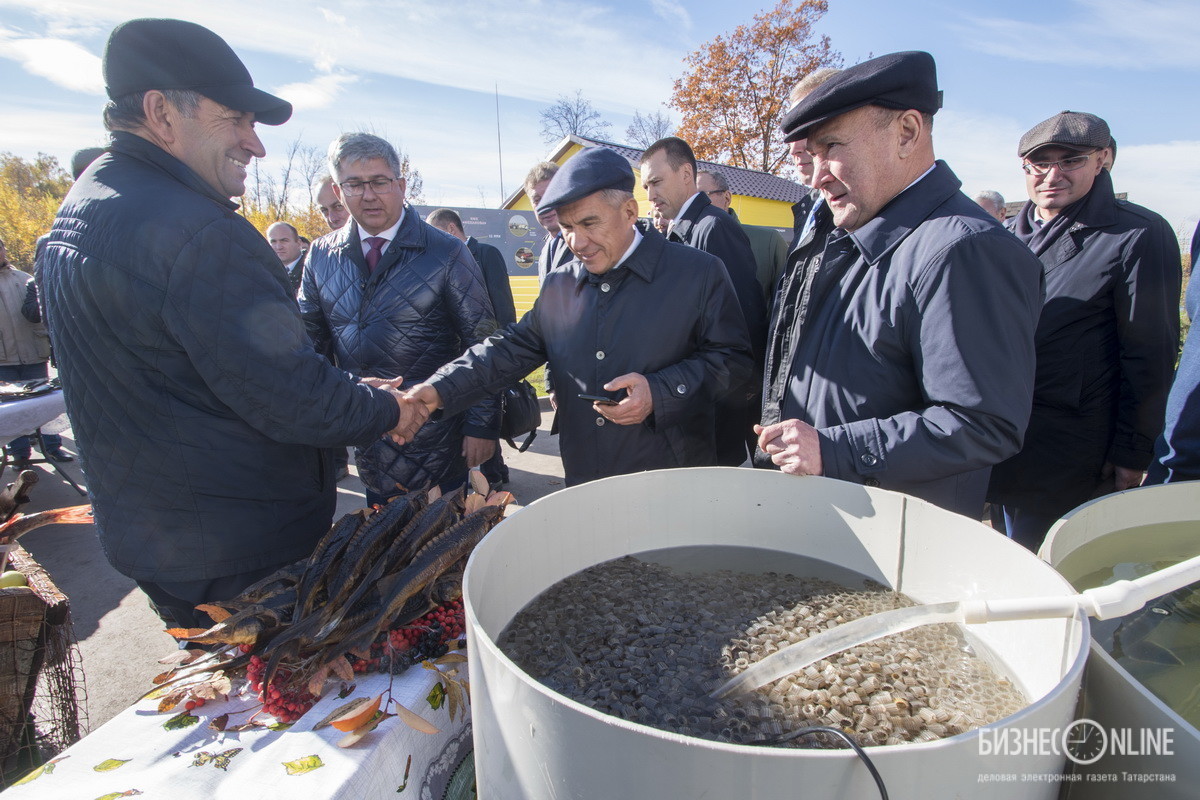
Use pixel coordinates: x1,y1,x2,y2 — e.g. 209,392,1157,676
406,147,754,485
755,51,1044,518
37,18,428,629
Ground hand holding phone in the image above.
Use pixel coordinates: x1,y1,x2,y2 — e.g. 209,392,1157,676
578,393,619,406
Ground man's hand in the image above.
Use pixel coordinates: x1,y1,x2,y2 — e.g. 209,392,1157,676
404,383,443,414
386,392,430,446
548,390,558,412
755,419,823,477
1102,462,1146,492
463,436,496,468
601,373,653,425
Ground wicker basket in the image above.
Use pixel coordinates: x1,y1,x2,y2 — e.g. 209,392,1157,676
0,544,70,778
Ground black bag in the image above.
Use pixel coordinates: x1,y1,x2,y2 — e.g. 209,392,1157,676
499,380,540,452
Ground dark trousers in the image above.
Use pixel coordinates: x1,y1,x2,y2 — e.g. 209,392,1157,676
138,564,282,631
0,362,62,456
995,505,1062,552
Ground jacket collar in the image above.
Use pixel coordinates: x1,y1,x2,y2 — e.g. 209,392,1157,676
331,204,425,276
108,131,239,210
669,190,713,241
573,224,661,290
847,160,962,265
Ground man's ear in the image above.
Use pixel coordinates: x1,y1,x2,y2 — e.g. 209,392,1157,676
141,90,176,144
895,109,924,158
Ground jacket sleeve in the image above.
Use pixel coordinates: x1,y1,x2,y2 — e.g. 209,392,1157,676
161,217,399,448
818,231,1043,484
21,280,41,324
444,241,503,439
1109,221,1182,469
428,305,549,416
1148,272,1200,483
643,257,754,430
298,252,335,361
482,245,517,327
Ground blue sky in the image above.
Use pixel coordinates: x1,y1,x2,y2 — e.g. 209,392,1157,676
0,0,1196,237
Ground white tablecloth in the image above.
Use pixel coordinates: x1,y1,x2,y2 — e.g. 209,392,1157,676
5,662,473,799
0,391,67,441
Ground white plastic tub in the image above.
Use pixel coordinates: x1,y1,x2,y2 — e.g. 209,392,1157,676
464,468,1089,799
1041,482,1200,799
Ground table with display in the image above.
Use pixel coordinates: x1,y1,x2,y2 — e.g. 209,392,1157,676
0,390,85,495
3,660,475,799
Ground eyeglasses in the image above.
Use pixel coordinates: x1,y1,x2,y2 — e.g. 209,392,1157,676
339,177,400,197
1021,153,1095,176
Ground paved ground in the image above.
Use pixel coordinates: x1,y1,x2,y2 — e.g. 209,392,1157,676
17,401,565,732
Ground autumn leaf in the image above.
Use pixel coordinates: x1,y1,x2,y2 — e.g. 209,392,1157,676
163,711,200,731
282,755,325,775
93,758,131,772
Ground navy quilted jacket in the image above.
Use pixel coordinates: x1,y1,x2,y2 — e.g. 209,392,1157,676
38,132,401,583
300,211,500,495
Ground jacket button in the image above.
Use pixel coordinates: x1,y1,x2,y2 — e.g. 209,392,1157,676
676,384,686,394
358,322,366,330
358,281,366,290
596,350,605,360
865,478,880,487
595,417,605,426
860,453,878,466
601,283,611,292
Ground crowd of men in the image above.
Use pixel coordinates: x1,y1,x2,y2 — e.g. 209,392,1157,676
17,18,1194,620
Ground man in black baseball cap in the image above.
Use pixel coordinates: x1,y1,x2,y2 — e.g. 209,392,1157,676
988,111,1181,549
756,50,1044,519
36,18,427,631
405,146,754,485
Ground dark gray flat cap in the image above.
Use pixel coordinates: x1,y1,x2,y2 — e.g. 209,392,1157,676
1018,111,1111,158
536,148,634,214
104,18,292,126
780,51,941,142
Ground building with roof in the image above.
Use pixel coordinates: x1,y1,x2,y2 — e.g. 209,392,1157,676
501,135,807,229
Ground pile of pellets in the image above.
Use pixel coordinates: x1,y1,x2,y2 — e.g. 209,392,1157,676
498,555,1026,748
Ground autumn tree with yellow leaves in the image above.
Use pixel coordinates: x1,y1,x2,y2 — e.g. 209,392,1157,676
669,0,841,176
0,153,72,273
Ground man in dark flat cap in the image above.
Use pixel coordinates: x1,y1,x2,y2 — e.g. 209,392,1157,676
406,147,754,485
37,18,427,629
755,50,1044,518
988,111,1181,548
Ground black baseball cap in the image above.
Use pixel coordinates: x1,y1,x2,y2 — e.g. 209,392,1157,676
781,51,941,142
104,18,292,126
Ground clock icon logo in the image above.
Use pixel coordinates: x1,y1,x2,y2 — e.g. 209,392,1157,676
1063,718,1107,765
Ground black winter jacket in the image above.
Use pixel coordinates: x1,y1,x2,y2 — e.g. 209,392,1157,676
38,132,400,582
301,211,500,495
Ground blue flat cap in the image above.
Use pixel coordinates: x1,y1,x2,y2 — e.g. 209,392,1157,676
536,148,635,214
781,51,941,142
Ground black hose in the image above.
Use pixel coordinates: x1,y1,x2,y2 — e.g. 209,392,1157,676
752,725,889,800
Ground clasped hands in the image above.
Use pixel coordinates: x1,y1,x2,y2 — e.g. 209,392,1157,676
755,418,823,477
366,378,495,467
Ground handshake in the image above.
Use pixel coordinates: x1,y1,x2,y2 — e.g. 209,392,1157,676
364,377,442,446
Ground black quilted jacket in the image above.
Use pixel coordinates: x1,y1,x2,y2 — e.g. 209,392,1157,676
300,211,500,495
38,132,401,583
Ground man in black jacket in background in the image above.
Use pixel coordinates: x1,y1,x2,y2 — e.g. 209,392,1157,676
988,112,1181,548
639,137,766,466
37,19,426,629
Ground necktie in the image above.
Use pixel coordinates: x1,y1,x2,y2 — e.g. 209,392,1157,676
364,236,386,273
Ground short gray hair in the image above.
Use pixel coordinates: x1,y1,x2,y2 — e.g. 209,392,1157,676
696,169,729,192
103,89,202,133
974,190,1005,209
328,132,401,179
312,173,335,193
597,188,635,208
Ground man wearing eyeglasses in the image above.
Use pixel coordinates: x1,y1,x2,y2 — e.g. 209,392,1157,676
987,111,1181,549
301,132,500,504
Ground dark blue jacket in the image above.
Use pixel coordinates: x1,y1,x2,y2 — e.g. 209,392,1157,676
301,211,500,495
467,236,517,326
990,175,1181,512
38,132,399,582
429,229,753,485
760,161,1044,517
1148,222,1200,483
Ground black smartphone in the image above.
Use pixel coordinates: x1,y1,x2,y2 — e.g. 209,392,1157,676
578,393,619,406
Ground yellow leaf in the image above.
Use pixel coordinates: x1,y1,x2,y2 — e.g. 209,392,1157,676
93,758,131,772
282,754,325,775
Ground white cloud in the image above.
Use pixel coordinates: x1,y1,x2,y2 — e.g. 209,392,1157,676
960,0,1200,69
650,0,691,31
274,71,357,111
0,35,102,93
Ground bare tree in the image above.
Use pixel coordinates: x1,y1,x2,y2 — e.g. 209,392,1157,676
624,110,675,149
539,90,612,145
298,143,326,207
